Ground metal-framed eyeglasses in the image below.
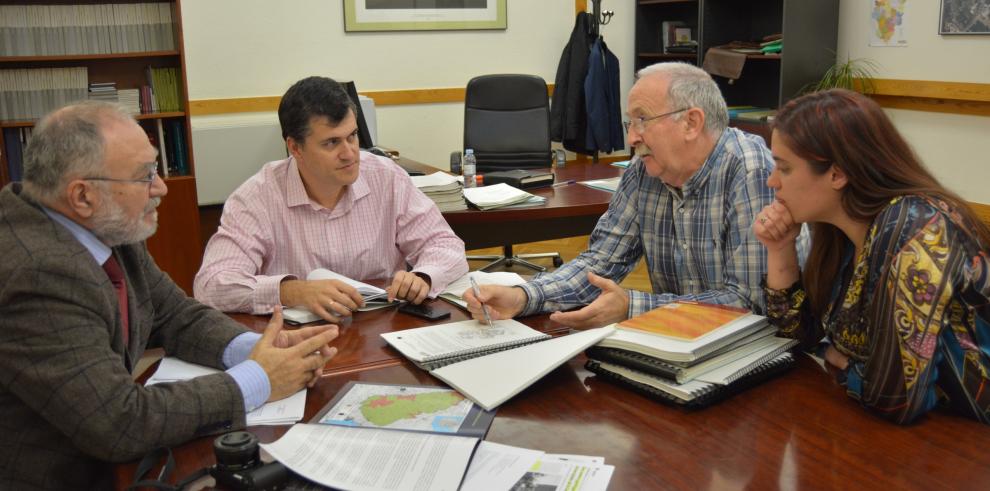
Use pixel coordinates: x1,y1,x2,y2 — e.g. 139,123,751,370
82,163,160,190
623,107,690,134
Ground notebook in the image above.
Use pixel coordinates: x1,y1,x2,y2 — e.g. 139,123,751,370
483,169,554,189
585,352,796,408
380,318,551,370
587,333,793,384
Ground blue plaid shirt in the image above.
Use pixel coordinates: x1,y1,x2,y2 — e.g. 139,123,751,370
520,127,777,317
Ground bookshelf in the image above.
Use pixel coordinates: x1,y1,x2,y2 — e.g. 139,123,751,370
0,0,202,294
635,0,839,126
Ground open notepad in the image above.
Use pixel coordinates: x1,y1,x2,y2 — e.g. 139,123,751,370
438,271,526,310
381,318,551,370
282,268,400,324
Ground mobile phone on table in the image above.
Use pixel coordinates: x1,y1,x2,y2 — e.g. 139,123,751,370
398,303,451,321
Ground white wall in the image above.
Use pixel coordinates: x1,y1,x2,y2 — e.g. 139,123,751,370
837,0,990,203
182,0,603,174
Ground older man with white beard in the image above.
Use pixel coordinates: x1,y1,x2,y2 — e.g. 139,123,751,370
0,101,340,490
464,62,782,328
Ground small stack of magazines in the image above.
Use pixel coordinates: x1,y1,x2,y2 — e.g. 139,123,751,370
409,172,468,212
586,301,797,408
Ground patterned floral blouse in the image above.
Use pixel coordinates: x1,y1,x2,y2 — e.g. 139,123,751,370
766,195,990,424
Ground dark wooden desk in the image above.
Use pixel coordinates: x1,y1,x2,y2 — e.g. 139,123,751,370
116,347,990,490
398,158,621,250
227,297,569,376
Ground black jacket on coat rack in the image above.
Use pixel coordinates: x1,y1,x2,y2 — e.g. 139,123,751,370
550,12,595,155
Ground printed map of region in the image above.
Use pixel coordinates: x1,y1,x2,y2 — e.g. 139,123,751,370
941,0,990,34
318,384,473,433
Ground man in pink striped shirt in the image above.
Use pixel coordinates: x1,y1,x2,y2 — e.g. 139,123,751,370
194,77,467,322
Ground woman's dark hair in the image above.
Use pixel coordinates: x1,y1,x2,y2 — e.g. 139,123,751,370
773,88,990,316
278,76,356,143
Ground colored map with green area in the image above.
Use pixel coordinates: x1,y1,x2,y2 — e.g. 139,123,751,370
318,384,474,433
361,392,465,426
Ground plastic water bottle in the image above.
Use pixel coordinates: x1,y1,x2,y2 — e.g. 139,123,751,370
463,149,477,188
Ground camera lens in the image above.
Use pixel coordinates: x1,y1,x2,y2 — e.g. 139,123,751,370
213,431,261,470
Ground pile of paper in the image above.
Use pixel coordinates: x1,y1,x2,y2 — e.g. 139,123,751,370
409,172,468,212
147,357,306,426
463,183,547,210
439,270,526,310
462,442,614,491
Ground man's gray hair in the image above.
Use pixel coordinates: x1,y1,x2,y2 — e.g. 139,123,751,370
22,101,135,204
636,62,728,134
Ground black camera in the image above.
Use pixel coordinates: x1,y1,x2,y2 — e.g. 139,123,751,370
211,431,289,491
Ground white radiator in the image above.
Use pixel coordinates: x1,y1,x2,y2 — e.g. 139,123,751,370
191,115,285,205
191,96,378,206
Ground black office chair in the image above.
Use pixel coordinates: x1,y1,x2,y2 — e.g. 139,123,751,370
451,74,565,272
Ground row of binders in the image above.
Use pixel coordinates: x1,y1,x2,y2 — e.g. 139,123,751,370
2,118,190,180
1,66,183,122
0,3,176,57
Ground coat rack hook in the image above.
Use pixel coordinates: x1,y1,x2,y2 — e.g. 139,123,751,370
600,10,614,26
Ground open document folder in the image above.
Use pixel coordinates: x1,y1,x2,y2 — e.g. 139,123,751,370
281,268,400,324
146,357,305,426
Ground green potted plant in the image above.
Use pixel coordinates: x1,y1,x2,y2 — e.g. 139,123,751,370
807,55,879,94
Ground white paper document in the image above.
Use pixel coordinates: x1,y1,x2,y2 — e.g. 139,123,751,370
460,441,545,491
580,176,621,193
409,171,461,190
439,271,526,309
431,326,615,411
463,183,538,210
283,268,396,323
146,357,306,426
509,454,614,491
260,423,478,491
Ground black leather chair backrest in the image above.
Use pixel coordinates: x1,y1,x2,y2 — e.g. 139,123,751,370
463,74,552,172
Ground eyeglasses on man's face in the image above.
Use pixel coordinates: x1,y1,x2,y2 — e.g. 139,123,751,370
82,163,160,189
623,107,690,134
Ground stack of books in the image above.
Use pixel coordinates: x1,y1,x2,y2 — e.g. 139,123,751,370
409,172,468,212
463,183,546,210
586,301,797,408
87,82,117,103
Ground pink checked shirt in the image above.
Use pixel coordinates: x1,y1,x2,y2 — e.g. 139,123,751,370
193,152,467,314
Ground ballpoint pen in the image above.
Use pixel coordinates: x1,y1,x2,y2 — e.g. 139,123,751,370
552,179,576,188
469,276,495,328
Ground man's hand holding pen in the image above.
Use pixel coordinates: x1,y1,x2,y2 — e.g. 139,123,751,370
463,283,527,324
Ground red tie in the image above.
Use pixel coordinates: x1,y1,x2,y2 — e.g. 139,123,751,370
102,255,130,346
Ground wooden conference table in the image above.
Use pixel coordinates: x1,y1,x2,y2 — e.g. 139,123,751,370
398,158,622,250
115,299,990,490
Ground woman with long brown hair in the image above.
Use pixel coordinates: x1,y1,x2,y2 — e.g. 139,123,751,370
755,88,990,424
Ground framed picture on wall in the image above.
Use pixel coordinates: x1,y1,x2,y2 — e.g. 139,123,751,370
939,0,990,35
344,0,508,32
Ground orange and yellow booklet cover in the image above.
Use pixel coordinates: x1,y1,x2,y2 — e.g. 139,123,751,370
617,301,751,341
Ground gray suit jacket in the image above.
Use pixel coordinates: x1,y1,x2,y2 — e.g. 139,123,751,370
0,184,251,490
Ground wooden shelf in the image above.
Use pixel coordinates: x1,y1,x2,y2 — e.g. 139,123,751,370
0,51,180,63
638,52,698,60
1,111,187,128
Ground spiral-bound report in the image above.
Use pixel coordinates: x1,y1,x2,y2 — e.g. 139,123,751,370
585,352,796,408
381,319,551,370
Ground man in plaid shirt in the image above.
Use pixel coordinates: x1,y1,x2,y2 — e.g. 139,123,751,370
466,62,783,328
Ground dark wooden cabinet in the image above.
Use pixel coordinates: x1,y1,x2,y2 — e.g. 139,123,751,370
635,0,839,110
0,0,202,294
